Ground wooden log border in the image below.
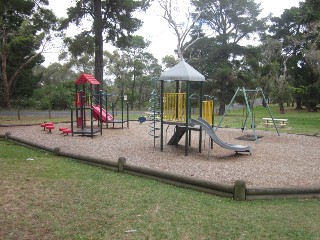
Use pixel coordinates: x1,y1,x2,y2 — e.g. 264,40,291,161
1,132,320,201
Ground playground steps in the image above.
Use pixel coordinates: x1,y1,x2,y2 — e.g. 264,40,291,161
167,126,186,145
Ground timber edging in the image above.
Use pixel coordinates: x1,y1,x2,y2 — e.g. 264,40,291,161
1,132,320,201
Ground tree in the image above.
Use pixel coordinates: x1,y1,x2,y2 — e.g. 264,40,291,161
258,37,292,113
190,0,266,115
104,47,162,109
158,0,201,61
268,0,320,111
33,62,78,86
161,55,179,69
31,63,77,110
0,0,57,108
62,0,150,90
122,35,150,109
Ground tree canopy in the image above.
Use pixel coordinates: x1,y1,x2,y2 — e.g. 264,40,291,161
61,0,150,89
187,0,266,114
1,0,320,113
0,0,58,108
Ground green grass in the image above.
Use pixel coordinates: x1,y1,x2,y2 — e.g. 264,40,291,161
1,140,320,239
1,105,320,135
0,112,143,125
213,105,320,135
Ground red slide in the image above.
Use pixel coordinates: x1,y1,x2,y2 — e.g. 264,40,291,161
92,105,113,122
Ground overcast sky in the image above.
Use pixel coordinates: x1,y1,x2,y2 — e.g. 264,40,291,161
44,0,303,66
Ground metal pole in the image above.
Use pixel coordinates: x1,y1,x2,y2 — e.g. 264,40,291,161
243,87,258,142
160,81,164,152
121,94,124,129
199,81,203,153
105,92,109,129
215,87,240,132
71,107,74,136
99,90,102,135
258,88,280,136
185,81,190,156
127,101,129,128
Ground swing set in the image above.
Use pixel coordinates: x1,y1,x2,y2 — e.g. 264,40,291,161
215,87,280,142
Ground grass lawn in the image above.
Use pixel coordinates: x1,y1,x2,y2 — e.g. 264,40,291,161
1,140,320,239
0,111,144,125
214,105,320,135
2,105,319,135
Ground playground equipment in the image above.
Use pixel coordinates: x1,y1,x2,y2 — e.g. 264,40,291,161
216,87,280,142
202,95,214,125
190,117,251,154
71,74,129,137
103,93,129,129
157,60,215,156
148,89,161,147
72,74,103,137
40,122,55,133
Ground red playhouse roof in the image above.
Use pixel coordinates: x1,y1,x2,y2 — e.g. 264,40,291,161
74,74,100,85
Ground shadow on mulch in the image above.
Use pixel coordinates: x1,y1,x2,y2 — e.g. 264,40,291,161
236,134,263,141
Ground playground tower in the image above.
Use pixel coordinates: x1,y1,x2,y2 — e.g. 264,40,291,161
157,60,213,156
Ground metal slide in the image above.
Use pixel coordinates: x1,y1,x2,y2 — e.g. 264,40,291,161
190,117,251,154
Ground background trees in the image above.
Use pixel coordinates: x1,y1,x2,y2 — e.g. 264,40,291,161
267,0,320,112
1,0,319,113
104,40,162,110
189,0,267,115
0,0,57,108
62,0,150,89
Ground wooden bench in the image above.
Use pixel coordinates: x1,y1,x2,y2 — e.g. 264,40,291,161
262,118,288,127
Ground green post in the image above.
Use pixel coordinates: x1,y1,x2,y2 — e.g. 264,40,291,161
160,81,164,152
199,82,203,153
243,88,258,142
185,81,190,156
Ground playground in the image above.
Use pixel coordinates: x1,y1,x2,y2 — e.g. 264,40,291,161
1,65,320,190
1,120,319,188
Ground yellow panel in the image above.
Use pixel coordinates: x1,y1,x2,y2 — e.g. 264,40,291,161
163,93,186,122
202,100,214,125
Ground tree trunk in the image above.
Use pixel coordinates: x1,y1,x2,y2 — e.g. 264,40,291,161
262,98,267,107
218,75,228,115
218,89,226,115
279,102,285,114
295,96,302,109
218,102,225,115
1,76,11,109
1,27,10,109
94,0,103,92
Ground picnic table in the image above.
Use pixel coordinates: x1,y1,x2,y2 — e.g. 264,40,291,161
262,118,288,127
145,111,161,120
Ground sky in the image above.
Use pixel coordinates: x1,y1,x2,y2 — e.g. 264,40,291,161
43,0,303,66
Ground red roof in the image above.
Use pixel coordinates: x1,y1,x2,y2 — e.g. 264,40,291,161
74,74,100,85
